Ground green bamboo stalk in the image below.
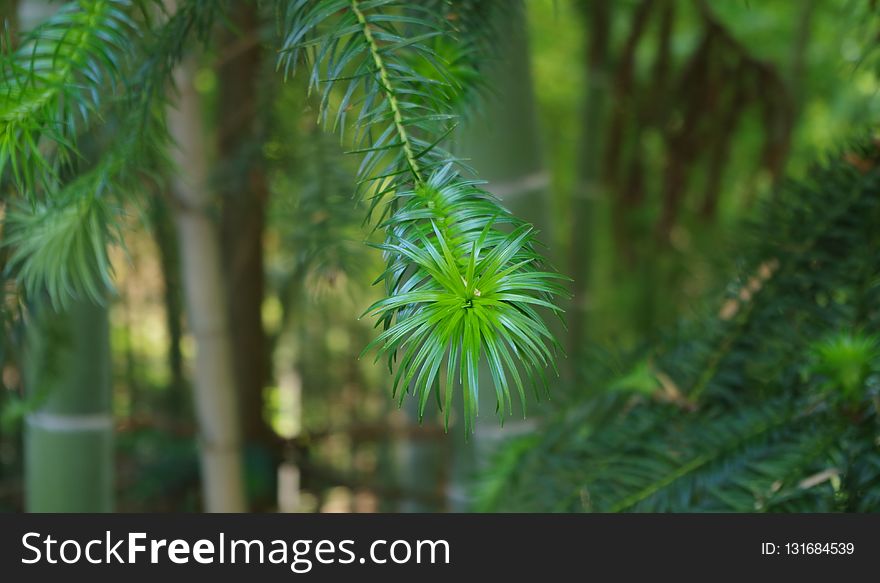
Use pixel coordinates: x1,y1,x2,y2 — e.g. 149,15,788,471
24,298,113,512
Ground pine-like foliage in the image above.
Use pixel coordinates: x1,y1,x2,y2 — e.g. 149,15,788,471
278,0,568,431
478,139,880,511
1,0,222,307
1,0,142,191
0,1,147,306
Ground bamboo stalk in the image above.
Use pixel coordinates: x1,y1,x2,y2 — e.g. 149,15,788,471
24,298,113,512
168,55,247,513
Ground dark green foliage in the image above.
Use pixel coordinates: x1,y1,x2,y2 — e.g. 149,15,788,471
269,113,370,303
478,139,880,511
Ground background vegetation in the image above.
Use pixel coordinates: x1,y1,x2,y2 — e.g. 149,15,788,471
0,0,878,512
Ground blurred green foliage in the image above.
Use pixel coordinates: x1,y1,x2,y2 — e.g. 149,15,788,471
479,138,880,512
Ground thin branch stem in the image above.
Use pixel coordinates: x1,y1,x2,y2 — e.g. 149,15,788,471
350,0,423,184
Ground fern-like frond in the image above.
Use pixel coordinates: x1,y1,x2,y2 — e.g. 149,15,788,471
278,0,568,431
0,0,148,193
4,190,120,307
1,0,223,306
129,0,224,121
589,400,838,512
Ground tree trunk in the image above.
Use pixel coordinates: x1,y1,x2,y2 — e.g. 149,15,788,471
759,0,814,190
24,299,113,512
216,1,275,455
151,194,188,418
168,56,247,512
569,0,612,360
1,0,19,44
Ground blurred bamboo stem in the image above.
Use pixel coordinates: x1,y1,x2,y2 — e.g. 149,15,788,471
24,299,113,511
168,55,246,513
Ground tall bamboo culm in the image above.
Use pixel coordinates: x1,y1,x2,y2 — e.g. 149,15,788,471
24,299,113,512
168,56,247,512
